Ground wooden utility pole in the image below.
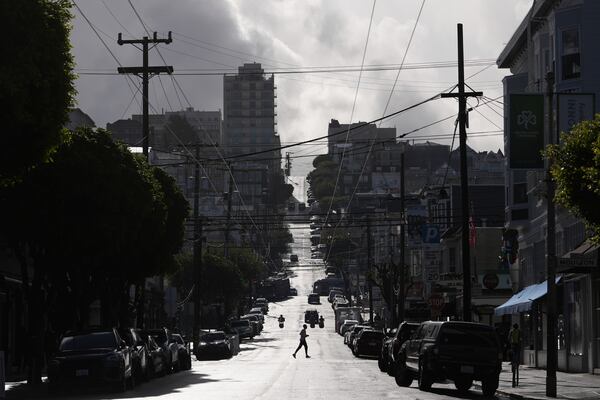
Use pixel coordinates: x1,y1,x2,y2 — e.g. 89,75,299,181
117,32,173,158
192,144,203,351
440,24,482,322
545,71,557,398
367,215,373,323
224,164,235,258
398,150,406,324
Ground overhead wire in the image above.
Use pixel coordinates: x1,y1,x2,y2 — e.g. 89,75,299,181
126,1,277,266
323,0,377,249
324,0,426,262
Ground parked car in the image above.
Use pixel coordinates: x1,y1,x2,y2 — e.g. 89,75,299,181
346,325,369,348
289,287,298,296
339,320,359,336
304,309,319,325
353,329,385,358
195,331,232,359
307,293,320,304
248,308,266,323
240,314,263,335
333,297,350,310
142,328,179,373
139,334,167,378
253,298,269,313
48,328,133,393
119,328,149,382
378,328,397,372
395,321,502,397
311,253,321,259
327,289,344,303
310,246,318,252
387,321,420,376
170,334,191,370
229,319,254,340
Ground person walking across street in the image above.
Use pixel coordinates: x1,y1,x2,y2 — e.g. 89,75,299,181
292,324,310,358
508,323,521,387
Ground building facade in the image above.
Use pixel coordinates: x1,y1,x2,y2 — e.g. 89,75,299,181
223,63,282,211
495,0,600,373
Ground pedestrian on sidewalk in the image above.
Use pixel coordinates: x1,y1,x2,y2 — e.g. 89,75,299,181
508,323,521,387
292,324,310,358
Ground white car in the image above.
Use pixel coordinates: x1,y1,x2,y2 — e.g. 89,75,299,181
340,320,359,336
248,308,265,323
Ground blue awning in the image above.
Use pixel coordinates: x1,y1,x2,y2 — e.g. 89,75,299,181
494,276,561,316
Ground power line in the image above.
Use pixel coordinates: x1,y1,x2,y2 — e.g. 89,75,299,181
325,0,427,262
324,0,377,250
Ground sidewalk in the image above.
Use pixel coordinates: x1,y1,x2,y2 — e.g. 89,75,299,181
475,362,600,400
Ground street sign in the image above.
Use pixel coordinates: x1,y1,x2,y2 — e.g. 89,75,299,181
428,294,444,310
558,257,596,271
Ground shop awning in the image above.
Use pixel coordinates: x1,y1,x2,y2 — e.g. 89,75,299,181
494,276,561,316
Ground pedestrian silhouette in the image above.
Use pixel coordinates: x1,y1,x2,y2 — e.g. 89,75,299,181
508,323,521,387
292,324,310,358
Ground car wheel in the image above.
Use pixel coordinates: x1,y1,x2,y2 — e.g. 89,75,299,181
387,360,397,377
114,374,127,392
481,375,499,397
128,370,136,389
378,356,387,372
418,359,433,391
454,377,473,393
395,360,413,387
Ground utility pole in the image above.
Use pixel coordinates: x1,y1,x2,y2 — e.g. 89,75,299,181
224,164,235,258
367,215,373,323
117,32,173,158
440,24,482,322
398,150,406,325
545,71,557,398
388,219,396,327
192,144,203,352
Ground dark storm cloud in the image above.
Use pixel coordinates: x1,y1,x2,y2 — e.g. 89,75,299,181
71,0,531,157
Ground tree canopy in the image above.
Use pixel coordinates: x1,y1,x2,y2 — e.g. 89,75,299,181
546,113,600,242
2,128,188,328
1,0,75,183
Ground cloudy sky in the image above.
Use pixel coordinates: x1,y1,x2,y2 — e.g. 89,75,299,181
71,0,532,175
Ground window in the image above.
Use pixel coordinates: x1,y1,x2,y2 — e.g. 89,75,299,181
561,28,581,80
513,183,528,204
448,247,456,273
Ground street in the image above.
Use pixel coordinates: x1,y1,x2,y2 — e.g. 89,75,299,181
19,223,500,400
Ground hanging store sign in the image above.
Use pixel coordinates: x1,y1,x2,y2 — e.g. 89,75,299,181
557,93,596,142
509,94,545,169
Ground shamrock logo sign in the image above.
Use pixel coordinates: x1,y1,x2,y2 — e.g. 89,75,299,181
517,110,537,129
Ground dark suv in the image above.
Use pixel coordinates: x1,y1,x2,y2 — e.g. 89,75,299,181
382,321,419,375
395,321,502,396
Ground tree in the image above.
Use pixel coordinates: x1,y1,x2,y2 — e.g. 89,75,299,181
229,247,267,286
1,0,75,183
324,234,357,305
200,254,244,316
1,128,188,383
546,114,600,242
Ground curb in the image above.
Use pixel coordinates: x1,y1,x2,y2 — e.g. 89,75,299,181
472,382,548,400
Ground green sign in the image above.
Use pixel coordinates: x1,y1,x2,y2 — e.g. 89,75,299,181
509,94,545,169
